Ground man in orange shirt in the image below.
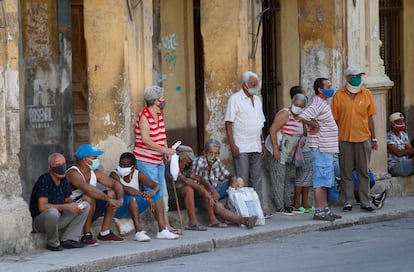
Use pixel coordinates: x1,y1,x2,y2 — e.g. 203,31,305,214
331,66,378,212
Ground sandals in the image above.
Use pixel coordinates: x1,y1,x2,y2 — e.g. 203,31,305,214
185,223,208,231
208,221,228,228
245,216,258,229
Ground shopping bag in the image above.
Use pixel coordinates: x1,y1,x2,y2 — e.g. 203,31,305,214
227,187,265,226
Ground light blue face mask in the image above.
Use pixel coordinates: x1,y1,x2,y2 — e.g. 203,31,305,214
348,76,362,87
89,158,100,171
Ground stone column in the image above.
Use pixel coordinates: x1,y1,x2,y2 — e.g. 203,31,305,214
0,0,33,255
347,0,393,173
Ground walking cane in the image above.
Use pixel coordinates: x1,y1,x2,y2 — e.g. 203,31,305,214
170,141,184,234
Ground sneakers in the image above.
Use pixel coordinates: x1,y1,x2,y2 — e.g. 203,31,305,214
97,231,124,242
305,206,315,213
313,213,335,222
61,240,85,249
292,206,306,214
263,212,273,219
81,232,99,247
343,204,353,212
372,190,387,209
46,244,64,251
361,205,375,212
134,231,151,242
156,227,179,240
326,212,342,219
277,208,294,216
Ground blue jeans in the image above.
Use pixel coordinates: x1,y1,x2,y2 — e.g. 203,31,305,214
389,159,414,177
215,181,230,200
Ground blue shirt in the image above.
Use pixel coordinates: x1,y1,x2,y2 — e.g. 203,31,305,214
29,173,72,219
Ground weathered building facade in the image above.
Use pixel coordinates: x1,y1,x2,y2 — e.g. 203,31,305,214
1,0,413,254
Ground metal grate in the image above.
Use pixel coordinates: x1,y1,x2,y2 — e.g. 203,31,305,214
379,0,403,114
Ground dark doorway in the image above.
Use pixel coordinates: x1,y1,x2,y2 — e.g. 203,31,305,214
71,0,89,151
261,0,280,135
379,0,403,114
194,0,204,154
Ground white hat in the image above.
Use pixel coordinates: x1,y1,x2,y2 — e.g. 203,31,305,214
345,66,365,76
389,112,404,123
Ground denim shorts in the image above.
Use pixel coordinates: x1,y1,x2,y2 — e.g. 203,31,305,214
115,191,162,218
136,160,166,194
389,159,414,177
311,148,335,188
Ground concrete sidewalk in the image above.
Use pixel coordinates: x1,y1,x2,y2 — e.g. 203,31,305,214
2,196,413,272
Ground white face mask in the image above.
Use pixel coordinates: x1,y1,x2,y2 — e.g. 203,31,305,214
117,166,132,178
291,105,304,115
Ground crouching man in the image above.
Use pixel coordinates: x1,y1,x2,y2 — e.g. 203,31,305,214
30,153,90,251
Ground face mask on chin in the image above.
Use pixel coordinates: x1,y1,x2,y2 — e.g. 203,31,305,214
206,154,217,165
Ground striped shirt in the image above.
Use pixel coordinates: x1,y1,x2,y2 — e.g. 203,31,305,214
134,107,166,164
280,108,303,137
299,95,338,153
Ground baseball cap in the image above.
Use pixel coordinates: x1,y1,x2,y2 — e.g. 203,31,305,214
345,66,365,76
75,144,104,159
176,145,196,160
389,112,404,123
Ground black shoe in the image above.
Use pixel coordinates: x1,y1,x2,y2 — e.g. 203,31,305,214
372,190,387,209
46,244,64,251
327,212,342,219
343,204,352,212
61,240,85,249
361,205,375,212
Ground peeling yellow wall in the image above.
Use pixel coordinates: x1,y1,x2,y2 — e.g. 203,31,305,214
403,0,414,106
160,0,195,128
83,0,127,142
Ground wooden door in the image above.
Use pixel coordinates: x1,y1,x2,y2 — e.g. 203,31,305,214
71,0,89,150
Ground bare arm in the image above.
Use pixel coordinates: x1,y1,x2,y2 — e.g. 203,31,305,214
66,169,111,202
269,110,289,161
139,115,175,155
387,144,414,157
368,115,378,150
95,170,124,200
109,171,143,197
38,197,80,214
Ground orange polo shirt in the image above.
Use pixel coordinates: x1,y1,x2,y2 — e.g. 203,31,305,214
331,86,376,142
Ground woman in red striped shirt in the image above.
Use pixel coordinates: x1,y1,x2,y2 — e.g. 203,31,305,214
134,86,178,236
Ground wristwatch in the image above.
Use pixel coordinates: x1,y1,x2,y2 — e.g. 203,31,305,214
371,138,377,142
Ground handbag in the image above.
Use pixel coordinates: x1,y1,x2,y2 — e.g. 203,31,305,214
227,187,265,226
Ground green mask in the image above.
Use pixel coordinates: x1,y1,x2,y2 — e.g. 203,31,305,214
348,76,362,87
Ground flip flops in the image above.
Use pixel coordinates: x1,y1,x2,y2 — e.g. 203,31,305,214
185,223,208,231
208,221,228,228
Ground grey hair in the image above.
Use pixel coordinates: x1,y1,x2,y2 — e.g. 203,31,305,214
242,71,258,84
48,153,64,165
292,93,308,105
144,86,164,106
204,139,221,152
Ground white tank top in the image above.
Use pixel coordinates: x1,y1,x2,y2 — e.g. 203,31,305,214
69,165,97,200
111,169,140,190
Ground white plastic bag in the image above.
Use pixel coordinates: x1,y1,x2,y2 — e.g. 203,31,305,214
228,187,265,226
170,141,181,180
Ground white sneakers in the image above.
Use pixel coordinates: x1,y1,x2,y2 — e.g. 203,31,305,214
156,227,179,240
134,231,151,242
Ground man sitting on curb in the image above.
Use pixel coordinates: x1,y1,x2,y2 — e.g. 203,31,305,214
66,144,124,246
173,142,257,229
110,152,179,240
30,153,89,251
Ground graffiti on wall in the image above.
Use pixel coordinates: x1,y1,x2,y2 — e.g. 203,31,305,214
161,33,178,67
24,2,57,129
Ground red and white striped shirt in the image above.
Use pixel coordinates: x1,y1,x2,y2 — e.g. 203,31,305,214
134,107,166,164
299,95,339,154
280,108,303,137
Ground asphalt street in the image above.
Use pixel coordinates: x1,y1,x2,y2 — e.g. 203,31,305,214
109,214,414,272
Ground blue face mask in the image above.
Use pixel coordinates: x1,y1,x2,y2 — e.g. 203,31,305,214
348,76,362,87
89,159,100,171
323,89,335,98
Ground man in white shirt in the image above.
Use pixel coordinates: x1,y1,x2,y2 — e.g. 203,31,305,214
225,71,266,204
